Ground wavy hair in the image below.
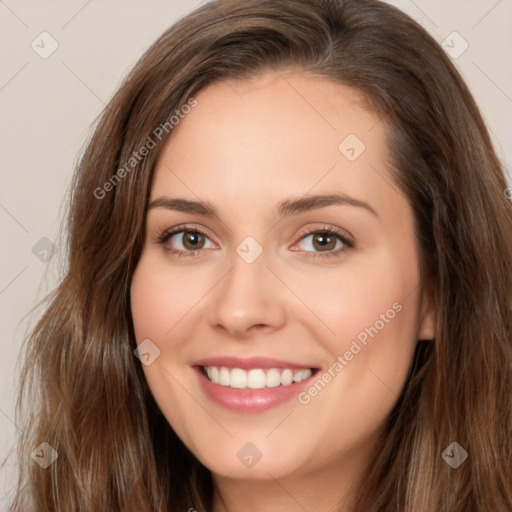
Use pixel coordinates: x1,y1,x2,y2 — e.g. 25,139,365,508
8,0,512,510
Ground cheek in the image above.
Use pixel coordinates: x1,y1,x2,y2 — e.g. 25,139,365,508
130,255,213,343
288,244,421,398
283,250,421,459
285,245,420,349
330,256,420,405
130,256,212,440
328,265,417,351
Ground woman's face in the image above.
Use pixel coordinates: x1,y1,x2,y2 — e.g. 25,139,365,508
130,70,435,484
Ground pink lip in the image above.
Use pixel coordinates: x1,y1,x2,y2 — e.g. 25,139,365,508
191,357,318,413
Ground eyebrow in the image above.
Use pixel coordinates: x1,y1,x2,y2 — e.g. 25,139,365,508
147,193,378,218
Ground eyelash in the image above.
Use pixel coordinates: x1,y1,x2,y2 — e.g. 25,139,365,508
156,224,354,259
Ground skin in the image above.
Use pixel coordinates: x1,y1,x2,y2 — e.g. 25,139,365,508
130,69,436,512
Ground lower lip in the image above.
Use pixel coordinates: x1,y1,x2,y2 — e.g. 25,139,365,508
193,366,316,413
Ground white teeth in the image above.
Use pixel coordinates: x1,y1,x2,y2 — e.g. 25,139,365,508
230,368,247,389
266,368,281,388
247,369,266,389
219,367,230,386
203,366,313,389
294,369,311,383
281,368,293,386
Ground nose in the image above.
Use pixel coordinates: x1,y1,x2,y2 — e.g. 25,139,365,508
207,250,287,339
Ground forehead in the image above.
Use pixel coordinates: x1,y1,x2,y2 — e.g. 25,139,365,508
151,70,403,222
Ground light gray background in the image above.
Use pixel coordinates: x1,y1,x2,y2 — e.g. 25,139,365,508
1,0,511,506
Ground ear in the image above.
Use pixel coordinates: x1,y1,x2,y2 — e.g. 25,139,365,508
417,283,436,340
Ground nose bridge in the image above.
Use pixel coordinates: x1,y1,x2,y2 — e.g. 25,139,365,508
218,247,271,312
207,243,286,337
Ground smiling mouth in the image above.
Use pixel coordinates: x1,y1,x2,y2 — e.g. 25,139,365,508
200,365,317,390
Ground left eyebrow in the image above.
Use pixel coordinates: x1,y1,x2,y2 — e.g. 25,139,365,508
147,193,378,218
278,193,378,218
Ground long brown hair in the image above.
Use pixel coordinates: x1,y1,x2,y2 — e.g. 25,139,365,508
8,0,512,510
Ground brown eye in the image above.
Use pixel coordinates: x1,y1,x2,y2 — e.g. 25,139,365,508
181,231,205,250
293,227,353,258
312,232,337,252
162,228,217,255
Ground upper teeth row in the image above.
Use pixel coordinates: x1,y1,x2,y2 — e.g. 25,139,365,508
204,366,312,389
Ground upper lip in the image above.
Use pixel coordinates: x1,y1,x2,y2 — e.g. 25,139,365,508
192,356,316,370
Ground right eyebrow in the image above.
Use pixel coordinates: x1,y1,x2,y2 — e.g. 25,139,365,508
147,197,216,216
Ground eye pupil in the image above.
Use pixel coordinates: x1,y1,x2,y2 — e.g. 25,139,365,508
183,231,204,250
313,233,335,251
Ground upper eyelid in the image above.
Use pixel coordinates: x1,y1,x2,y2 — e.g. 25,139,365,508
295,223,352,239
159,223,215,240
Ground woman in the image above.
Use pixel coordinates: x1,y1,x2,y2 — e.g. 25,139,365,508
9,0,512,510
